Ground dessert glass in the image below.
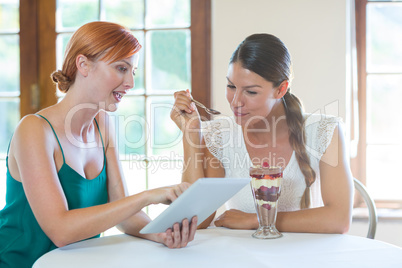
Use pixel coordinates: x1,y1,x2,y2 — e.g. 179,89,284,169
250,165,283,239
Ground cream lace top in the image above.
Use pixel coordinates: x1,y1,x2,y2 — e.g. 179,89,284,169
202,113,342,213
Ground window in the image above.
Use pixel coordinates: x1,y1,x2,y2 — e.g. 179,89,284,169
55,0,193,219
355,0,402,206
0,0,211,217
0,0,20,208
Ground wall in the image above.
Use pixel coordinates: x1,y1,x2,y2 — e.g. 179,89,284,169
211,0,349,120
211,0,402,247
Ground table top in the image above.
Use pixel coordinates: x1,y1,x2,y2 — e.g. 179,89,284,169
33,227,402,268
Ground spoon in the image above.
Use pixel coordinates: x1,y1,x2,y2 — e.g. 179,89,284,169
191,98,221,115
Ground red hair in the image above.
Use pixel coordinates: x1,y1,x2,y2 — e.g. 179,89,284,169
52,21,142,92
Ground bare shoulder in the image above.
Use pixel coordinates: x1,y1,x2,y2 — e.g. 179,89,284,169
8,114,57,180
10,114,58,155
14,114,53,142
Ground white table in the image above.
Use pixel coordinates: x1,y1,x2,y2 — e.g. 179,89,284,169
33,227,402,268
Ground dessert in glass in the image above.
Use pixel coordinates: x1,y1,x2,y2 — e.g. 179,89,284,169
250,164,283,239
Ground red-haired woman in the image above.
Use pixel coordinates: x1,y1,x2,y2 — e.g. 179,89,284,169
0,21,197,268
171,33,353,234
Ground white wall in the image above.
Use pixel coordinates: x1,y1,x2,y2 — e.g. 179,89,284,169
211,0,402,247
211,0,350,121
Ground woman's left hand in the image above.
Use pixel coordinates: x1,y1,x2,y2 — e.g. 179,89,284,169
214,209,258,230
156,216,198,248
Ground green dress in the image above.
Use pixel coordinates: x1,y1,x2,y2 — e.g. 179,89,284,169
0,115,108,268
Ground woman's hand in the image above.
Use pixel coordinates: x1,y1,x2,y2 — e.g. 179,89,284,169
146,182,191,206
155,217,198,248
170,89,201,132
214,209,258,230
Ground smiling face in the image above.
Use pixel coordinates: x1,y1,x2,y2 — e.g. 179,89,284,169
87,53,140,112
226,62,287,128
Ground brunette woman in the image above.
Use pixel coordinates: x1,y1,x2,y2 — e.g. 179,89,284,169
171,33,353,233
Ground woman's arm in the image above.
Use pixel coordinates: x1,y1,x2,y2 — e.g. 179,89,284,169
171,90,205,183
194,145,226,229
171,90,225,228
276,123,354,234
102,111,197,248
171,90,226,182
12,114,195,248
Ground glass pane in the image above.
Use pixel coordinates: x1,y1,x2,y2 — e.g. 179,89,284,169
131,31,145,94
367,3,402,73
0,0,19,32
0,99,19,156
0,35,19,93
147,161,182,219
146,30,191,92
366,74,402,143
103,160,146,236
145,0,190,28
148,97,183,157
56,0,99,32
110,96,146,157
0,160,6,210
56,33,73,70
104,0,144,29
120,160,146,195
367,145,402,200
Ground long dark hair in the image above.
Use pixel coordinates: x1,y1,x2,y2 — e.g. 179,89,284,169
230,34,316,209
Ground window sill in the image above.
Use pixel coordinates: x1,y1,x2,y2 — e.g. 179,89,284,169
353,207,402,222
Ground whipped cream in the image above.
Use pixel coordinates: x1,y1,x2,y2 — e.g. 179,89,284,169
251,177,282,188
255,199,277,208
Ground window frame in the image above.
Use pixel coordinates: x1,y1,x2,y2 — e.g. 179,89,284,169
19,0,211,117
354,0,402,208
0,0,211,225
10,0,211,216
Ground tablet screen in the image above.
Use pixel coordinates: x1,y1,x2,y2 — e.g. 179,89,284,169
140,177,250,234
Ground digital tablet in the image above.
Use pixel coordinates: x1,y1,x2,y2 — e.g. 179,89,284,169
140,177,250,234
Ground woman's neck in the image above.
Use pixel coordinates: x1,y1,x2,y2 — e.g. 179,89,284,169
242,101,288,143
54,91,100,140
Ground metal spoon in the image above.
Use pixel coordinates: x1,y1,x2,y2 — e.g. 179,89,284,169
191,98,221,115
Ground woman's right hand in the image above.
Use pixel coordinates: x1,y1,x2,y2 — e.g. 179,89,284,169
146,182,191,206
170,89,201,132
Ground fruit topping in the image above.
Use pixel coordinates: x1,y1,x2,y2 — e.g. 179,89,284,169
254,186,280,202
251,174,264,179
262,203,272,210
266,173,283,179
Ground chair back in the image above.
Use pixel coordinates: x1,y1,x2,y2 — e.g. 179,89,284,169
353,178,378,239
